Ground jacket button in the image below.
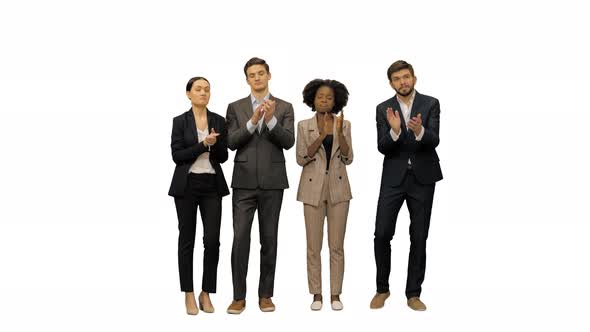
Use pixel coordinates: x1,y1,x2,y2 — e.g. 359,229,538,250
309,178,312,182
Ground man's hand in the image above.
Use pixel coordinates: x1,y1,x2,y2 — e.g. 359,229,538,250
407,113,422,136
251,104,265,125
386,107,401,135
263,99,276,123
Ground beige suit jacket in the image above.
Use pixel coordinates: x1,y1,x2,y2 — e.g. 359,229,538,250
296,116,353,206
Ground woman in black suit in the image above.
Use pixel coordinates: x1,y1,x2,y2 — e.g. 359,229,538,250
168,77,229,315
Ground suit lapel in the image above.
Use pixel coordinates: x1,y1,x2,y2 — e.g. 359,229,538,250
186,109,197,141
331,118,340,160
242,96,254,120
308,116,326,160
308,115,320,142
390,97,408,132
260,94,278,135
206,110,214,132
410,91,423,120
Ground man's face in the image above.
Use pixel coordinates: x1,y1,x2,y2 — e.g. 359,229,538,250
186,79,210,106
389,69,416,97
246,64,271,93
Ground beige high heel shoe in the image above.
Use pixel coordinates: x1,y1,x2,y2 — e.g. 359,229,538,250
199,292,215,313
185,292,199,315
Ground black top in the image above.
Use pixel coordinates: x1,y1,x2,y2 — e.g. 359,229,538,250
323,134,333,170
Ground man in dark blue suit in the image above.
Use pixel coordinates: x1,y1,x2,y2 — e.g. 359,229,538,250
370,60,443,311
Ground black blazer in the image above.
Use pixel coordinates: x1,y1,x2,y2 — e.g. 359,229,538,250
168,109,230,197
226,95,295,189
376,91,443,187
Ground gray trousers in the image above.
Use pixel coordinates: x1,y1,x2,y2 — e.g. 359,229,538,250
231,188,284,300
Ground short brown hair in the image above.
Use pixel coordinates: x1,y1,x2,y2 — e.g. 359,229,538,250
244,57,270,77
387,60,414,82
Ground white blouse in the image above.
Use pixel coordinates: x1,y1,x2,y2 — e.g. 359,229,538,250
189,128,216,174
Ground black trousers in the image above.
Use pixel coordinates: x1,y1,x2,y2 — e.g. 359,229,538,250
174,173,222,293
374,169,435,298
231,188,284,300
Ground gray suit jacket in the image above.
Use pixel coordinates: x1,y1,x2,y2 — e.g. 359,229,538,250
226,95,295,189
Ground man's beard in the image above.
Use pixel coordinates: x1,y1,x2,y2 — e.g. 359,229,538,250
396,87,414,97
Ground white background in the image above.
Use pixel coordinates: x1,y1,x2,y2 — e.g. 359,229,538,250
1,0,589,330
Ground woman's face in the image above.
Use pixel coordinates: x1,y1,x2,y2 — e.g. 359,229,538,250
186,79,210,107
314,85,335,113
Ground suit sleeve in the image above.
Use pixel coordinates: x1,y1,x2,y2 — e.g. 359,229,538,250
171,117,208,165
296,121,315,166
210,116,228,163
226,103,254,151
376,106,406,155
339,121,353,165
268,102,295,150
418,99,440,149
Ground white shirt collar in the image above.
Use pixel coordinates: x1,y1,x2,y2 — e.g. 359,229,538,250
251,93,270,105
396,89,416,108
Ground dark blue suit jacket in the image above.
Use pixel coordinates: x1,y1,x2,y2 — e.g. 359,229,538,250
376,91,443,187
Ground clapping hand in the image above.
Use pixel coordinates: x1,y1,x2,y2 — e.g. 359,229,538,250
204,128,220,146
386,107,401,135
335,110,344,135
319,112,331,138
407,114,422,136
263,99,276,123
251,104,265,125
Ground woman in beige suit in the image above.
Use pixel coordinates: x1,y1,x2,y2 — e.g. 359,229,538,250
296,79,353,311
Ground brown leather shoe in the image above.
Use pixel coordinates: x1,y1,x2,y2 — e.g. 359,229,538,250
407,297,427,311
227,300,246,314
259,297,275,312
370,291,390,309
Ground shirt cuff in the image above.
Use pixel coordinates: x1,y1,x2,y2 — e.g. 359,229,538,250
265,116,277,131
246,120,256,134
390,128,400,142
415,126,425,141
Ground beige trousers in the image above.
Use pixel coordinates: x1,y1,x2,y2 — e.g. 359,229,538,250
303,175,349,295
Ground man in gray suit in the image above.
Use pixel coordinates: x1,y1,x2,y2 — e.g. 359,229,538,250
226,57,295,314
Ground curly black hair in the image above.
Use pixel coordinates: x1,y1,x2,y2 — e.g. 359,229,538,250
302,79,349,114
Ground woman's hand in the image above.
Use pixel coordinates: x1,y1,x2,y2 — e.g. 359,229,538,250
319,113,332,138
335,111,344,135
204,128,220,146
